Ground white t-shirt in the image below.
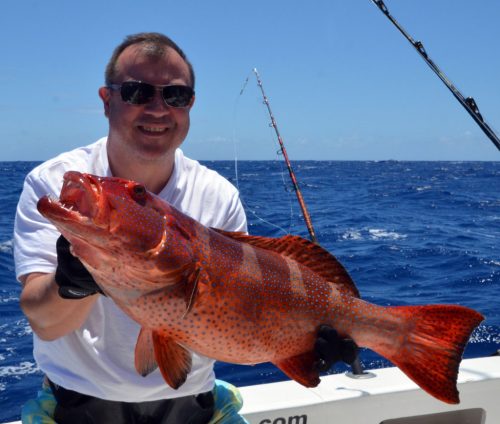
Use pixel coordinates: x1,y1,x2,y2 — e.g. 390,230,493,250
14,137,247,402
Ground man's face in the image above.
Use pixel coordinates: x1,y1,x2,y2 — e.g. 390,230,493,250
99,44,194,162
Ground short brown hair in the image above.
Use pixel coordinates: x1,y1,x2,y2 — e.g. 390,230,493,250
105,32,195,88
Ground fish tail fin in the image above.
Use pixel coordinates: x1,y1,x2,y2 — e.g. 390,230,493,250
375,305,483,404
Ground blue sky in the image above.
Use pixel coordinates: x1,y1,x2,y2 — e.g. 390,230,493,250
1,0,499,161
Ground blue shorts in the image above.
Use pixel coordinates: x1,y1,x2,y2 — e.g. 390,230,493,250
21,378,249,423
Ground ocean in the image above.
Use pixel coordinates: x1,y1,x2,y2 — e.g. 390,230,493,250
0,160,499,422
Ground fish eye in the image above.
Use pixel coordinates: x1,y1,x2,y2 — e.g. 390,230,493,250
133,185,146,195
130,184,147,201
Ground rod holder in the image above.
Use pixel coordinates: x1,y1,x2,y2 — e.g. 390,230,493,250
346,357,376,379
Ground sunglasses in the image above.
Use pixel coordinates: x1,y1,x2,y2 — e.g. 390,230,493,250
107,81,194,108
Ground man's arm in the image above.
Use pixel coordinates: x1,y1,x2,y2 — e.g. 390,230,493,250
16,168,104,341
19,272,98,341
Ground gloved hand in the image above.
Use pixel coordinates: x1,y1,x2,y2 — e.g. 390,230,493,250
54,236,103,299
314,325,359,372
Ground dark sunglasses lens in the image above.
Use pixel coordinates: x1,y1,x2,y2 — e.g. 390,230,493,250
162,86,194,108
121,82,154,104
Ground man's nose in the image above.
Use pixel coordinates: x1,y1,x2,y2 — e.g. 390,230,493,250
144,89,170,115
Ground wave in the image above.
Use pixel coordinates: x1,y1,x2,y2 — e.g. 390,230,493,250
0,361,41,378
341,228,407,241
0,239,13,254
341,230,362,241
0,296,19,304
0,320,32,338
469,325,500,345
369,229,407,240
415,185,432,192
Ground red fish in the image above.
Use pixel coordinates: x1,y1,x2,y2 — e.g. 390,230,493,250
37,171,483,404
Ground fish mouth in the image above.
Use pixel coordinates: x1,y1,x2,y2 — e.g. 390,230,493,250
37,171,103,227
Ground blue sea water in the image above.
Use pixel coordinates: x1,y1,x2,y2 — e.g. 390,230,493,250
0,160,499,422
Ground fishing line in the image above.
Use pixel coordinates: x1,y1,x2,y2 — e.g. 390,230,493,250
231,72,293,236
231,74,250,192
268,120,296,236
250,72,297,234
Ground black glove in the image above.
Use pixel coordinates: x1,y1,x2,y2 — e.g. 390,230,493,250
314,325,359,372
55,236,103,299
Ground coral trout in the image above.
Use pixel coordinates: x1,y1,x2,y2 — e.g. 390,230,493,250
37,171,484,404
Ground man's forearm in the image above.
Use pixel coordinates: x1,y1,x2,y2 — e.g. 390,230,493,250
20,272,98,341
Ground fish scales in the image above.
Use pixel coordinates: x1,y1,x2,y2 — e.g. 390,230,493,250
185,231,315,361
37,171,484,404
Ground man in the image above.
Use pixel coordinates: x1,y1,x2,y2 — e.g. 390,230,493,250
15,33,356,423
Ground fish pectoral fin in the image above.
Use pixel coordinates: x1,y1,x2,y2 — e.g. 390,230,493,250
162,262,197,285
135,328,158,377
273,351,320,388
141,263,197,295
182,266,201,319
153,332,192,389
211,230,359,298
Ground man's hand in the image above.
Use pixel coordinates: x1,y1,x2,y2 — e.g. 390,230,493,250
314,325,358,372
55,236,103,299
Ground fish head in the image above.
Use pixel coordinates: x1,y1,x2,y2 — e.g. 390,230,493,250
37,171,166,253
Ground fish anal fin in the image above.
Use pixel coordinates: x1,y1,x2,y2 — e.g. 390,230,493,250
273,351,320,388
212,230,359,298
135,328,158,377
153,332,192,389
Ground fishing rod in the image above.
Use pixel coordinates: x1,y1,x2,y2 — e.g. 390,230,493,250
253,69,370,377
370,0,500,151
253,68,318,244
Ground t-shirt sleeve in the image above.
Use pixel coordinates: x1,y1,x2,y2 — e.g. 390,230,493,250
219,190,248,234
13,172,60,281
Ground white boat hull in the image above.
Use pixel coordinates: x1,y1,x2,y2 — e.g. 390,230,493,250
239,356,500,424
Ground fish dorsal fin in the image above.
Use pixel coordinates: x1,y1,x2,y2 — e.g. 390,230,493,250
212,230,360,298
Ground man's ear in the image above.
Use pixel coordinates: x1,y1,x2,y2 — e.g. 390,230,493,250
98,87,111,118
188,94,195,110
